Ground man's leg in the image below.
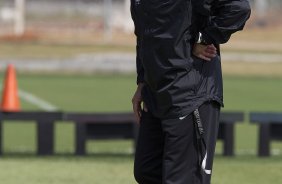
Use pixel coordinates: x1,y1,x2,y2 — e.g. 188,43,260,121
198,101,220,184
134,110,164,184
161,101,220,184
161,113,200,184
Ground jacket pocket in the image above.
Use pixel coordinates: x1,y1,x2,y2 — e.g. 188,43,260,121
192,55,222,95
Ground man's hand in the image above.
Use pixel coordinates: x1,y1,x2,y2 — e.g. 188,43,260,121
132,83,147,123
192,43,217,61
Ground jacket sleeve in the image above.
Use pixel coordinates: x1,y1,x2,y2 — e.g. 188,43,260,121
130,1,145,84
196,0,251,44
136,37,145,84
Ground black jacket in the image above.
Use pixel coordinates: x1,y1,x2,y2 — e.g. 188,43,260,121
131,0,251,119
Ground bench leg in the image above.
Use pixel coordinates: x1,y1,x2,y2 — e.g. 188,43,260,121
258,124,270,157
37,121,54,155
223,124,234,156
0,121,2,155
75,122,86,155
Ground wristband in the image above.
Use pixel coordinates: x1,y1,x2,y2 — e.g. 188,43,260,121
196,32,208,45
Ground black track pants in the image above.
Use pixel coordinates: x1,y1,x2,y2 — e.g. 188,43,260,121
134,101,220,184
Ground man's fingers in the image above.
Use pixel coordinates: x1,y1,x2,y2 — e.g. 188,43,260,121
195,52,214,61
205,45,217,54
202,52,216,59
203,45,217,59
199,54,211,61
206,45,216,50
205,48,217,55
143,102,148,112
207,44,217,50
193,43,217,61
133,107,141,122
132,83,145,123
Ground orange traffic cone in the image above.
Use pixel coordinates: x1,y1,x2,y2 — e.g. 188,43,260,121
1,64,21,112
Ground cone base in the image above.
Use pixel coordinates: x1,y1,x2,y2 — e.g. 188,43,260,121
0,108,20,112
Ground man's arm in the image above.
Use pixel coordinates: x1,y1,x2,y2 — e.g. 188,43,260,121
132,82,145,123
131,0,145,122
133,38,146,122
192,0,251,60
130,0,145,84
194,0,251,45
136,37,145,84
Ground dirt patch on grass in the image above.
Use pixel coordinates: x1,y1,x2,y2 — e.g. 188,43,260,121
0,31,40,42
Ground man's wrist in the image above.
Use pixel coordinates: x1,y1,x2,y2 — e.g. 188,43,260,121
137,82,145,89
196,32,208,45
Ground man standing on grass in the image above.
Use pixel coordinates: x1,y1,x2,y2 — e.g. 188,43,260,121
131,0,251,183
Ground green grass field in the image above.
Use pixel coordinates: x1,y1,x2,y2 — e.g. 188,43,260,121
0,73,282,184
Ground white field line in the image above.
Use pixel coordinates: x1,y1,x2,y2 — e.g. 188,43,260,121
0,87,58,111
18,89,58,111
